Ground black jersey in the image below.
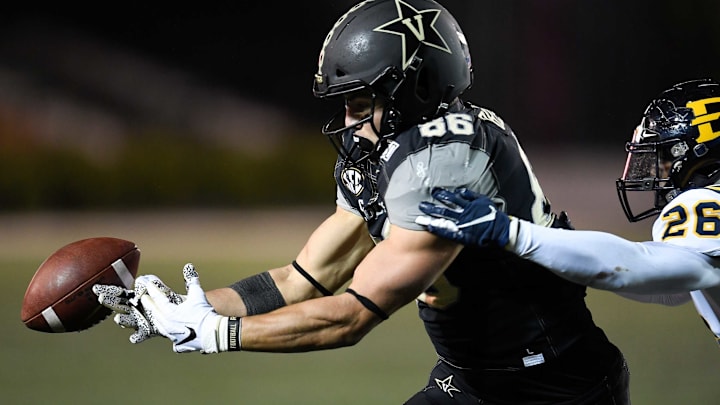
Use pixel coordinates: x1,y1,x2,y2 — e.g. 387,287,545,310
334,100,613,373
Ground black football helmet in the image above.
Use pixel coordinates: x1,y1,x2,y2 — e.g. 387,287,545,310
313,0,473,164
617,78,720,222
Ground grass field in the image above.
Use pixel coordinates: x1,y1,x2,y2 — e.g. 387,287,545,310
3,208,720,404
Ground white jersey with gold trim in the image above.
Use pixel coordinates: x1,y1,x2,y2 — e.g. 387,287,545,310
509,182,720,347
652,185,720,344
651,186,720,255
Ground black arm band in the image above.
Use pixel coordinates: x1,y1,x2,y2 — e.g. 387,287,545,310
292,260,333,296
228,272,287,315
346,288,389,320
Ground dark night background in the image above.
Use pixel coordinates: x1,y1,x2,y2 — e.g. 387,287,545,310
2,1,719,140
1,1,719,209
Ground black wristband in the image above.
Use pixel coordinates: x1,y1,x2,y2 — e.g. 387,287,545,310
227,317,242,351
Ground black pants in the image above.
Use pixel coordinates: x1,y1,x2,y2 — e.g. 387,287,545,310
404,349,630,405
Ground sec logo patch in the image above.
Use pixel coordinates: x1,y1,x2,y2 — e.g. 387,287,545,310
341,167,364,195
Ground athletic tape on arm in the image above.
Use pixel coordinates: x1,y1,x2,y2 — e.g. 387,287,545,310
228,272,287,315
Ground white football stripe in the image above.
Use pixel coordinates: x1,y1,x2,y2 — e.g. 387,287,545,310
41,307,66,333
112,259,135,289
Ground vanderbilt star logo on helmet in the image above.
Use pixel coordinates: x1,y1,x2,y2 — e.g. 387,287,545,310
373,0,452,70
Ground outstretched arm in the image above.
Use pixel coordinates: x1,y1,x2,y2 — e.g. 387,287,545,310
96,206,375,344
230,223,461,352
128,223,460,354
511,222,720,294
416,187,720,294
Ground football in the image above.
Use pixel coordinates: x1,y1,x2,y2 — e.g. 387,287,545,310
21,237,140,333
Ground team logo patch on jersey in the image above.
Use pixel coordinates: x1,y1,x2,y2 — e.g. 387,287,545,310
434,374,461,398
341,167,365,195
374,0,451,70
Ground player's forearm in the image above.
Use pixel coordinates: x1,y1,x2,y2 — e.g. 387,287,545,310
206,287,249,316
205,265,295,317
206,210,372,317
205,261,325,317
509,218,720,293
239,293,378,352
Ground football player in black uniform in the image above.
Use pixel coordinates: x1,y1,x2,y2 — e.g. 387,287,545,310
95,1,630,403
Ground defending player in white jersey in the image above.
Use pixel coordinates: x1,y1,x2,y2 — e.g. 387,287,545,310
416,78,720,345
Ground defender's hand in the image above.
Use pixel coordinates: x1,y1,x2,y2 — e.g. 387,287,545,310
136,263,224,354
416,187,511,247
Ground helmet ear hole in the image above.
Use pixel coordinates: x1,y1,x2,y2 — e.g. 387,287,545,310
336,69,347,78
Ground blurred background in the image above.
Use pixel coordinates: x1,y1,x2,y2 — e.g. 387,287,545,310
1,0,719,211
2,1,720,404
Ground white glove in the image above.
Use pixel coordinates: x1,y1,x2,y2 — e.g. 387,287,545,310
93,275,186,344
136,263,231,354
93,283,133,314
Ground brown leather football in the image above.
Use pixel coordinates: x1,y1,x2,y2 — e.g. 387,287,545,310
21,237,140,333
